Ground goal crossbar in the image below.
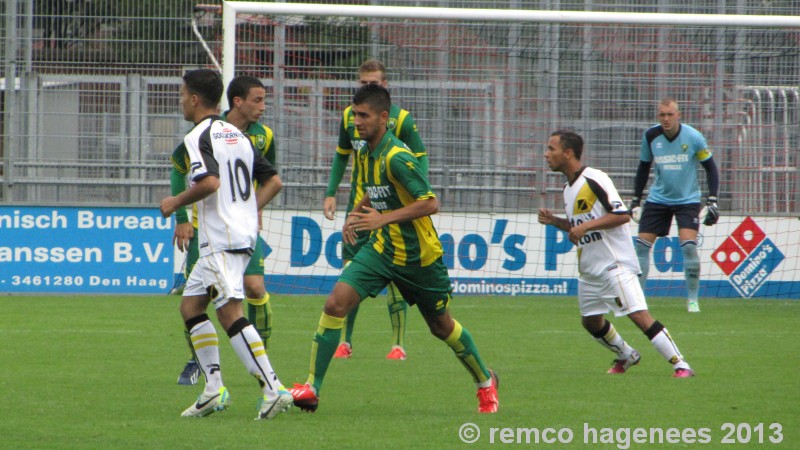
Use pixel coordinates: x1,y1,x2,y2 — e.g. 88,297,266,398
223,1,800,27
220,1,800,105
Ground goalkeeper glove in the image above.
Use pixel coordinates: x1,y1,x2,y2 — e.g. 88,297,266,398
629,197,642,223
702,196,719,226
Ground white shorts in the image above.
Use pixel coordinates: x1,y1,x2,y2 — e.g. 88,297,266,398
578,265,649,317
184,251,249,309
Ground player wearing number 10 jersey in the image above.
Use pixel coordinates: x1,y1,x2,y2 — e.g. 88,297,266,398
160,69,291,420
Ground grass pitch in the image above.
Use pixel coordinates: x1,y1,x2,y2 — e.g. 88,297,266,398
0,294,797,449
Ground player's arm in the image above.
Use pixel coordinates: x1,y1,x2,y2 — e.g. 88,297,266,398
348,197,438,234
537,209,571,231
252,148,282,210
324,115,355,220
700,154,720,225
169,144,194,251
631,133,654,210
324,151,350,219
169,144,190,224
568,212,629,245
263,126,277,166
397,111,429,176
631,160,651,209
342,193,372,245
170,167,194,251
160,174,219,218
162,133,222,218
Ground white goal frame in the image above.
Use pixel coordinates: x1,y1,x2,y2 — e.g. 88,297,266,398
220,1,800,108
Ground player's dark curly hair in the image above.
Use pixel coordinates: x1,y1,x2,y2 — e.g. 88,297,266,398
551,130,584,160
352,83,391,114
182,69,223,109
227,76,265,108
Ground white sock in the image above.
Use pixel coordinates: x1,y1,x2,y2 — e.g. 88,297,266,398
229,320,283,398
593,322,635,359
649,325,690,370
189,319,224,393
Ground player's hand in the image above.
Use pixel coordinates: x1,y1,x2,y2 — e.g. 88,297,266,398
342,215,360,245
323,197,337,221
160,196,177,218
348,206,383,234
537,208,556,225
173,222,194,252
702,197,720,226
629,197,642,223
568,222,588,245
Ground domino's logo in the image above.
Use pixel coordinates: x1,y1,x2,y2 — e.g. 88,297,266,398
710,217,784,298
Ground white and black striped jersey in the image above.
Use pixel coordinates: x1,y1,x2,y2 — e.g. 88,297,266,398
562,166,640,277
185,115,277,257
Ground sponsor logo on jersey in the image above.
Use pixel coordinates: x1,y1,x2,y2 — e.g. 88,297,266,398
214,127,243,145
711,217,784,298
350,139,366,151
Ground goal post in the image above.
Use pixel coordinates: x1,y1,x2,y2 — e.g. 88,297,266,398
210,1,800,300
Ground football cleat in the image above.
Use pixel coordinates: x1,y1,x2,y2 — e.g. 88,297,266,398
181,386,230,417
386,346,407,360
477,370,499,413
333,342,352,359
256,387,293,420
289,383,319,412
673,368,695,378
687,300,701,313
607,350,641,374
178,360,201,385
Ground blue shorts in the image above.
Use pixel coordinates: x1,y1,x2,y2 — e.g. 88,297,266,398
638,202,702,236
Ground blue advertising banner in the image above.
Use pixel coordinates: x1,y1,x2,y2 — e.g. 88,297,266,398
0,206,173,294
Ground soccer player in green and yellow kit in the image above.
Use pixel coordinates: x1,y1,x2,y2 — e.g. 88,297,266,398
171,76,277,385
291,83,499,414
323,60,428,361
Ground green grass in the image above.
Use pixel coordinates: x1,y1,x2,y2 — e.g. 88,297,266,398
1,295,797,449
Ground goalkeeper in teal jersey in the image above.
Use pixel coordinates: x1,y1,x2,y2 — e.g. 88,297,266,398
171,76,277,385
630,98,721,313
291,83,498,413
323,60,428,361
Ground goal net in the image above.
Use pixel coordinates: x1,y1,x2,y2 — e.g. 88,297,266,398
193,1,800,300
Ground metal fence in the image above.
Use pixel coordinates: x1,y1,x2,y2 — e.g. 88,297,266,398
2,0,798,214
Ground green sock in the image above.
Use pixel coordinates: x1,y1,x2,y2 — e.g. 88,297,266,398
246,293,272,353
342,303,358,345
444,320,491,384
386,283,408,348
308,313,344,394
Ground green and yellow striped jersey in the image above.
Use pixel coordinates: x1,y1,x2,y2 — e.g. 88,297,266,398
360,130,441,267
337,104,426,213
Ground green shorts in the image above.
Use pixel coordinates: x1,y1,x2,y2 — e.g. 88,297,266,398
245,235,267,276
185,232,200,278
339,246,453,316
185,231,265,277
342,230,370,261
